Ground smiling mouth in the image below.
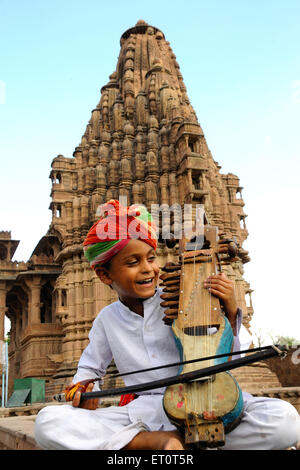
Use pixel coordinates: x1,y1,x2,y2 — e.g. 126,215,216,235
136,278,154,285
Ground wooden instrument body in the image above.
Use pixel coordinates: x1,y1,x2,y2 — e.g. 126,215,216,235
162,224,244,448
163,315,244,446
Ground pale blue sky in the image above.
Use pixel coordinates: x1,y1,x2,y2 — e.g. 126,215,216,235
1,0,300,340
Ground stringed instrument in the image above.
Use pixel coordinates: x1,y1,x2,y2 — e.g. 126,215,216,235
160,214,244,448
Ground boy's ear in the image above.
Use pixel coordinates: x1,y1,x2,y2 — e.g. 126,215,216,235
95,267,113,286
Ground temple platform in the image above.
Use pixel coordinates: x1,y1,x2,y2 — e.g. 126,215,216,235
0,388,299,450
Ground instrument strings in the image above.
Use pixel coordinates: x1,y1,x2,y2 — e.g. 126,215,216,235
187,239,215,424
194,233,214,421
181,219,217,429
208,255,213,417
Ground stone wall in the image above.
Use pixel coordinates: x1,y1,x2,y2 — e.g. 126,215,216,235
263,346,300,387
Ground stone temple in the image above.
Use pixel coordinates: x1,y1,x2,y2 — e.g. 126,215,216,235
1,20,260,399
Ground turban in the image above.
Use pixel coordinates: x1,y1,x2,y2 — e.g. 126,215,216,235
83,200,157,270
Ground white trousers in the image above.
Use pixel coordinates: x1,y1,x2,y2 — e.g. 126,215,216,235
34,392,300,450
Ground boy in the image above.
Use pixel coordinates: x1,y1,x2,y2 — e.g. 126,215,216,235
35,200,300,450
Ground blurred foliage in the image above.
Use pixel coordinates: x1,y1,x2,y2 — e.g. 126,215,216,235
273,335,300,347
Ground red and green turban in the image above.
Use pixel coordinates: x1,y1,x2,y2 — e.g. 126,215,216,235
83,200,157,270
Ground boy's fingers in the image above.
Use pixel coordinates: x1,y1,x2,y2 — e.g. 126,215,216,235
204,279,230,292
70,381,97,408
205,278,228,286
204,276,233,290
208,287,225,298
206,273,226,279
205,274,230,283
72,391,81,407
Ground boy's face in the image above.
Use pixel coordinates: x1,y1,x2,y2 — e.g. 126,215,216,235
96,239,159,310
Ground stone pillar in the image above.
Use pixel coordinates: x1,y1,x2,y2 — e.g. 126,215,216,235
27,277,41,325
0,282,6,341
57,289,62,309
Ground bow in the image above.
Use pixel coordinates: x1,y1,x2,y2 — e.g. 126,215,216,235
53,345,286,402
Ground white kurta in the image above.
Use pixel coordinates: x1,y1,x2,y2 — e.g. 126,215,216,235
35,290,300,450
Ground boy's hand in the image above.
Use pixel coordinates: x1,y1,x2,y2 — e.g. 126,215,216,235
71,382,99,410
204,272,238,332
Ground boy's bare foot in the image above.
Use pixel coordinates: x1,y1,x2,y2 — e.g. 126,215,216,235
162,434,185,450
123,430,185,450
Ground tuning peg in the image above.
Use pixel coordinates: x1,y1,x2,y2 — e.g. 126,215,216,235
161,262,181,272
163,316,174,325
160,300,179,308
160,292,179,301
164,234,179,249
162,285,180,293
159,272,181,282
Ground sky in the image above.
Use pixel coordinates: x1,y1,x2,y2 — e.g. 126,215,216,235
0,0,300,343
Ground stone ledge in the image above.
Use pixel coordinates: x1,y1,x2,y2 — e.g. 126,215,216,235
0,400,118,450
248,386,300,415
0,402,70,450
0,415,41,450
0,389,299,450
0,401,66,418
248,386,300,397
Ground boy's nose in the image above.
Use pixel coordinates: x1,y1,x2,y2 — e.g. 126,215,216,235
141,259,154,273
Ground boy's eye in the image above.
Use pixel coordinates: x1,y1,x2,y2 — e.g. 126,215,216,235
127,259,138,265
126,255,156,266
